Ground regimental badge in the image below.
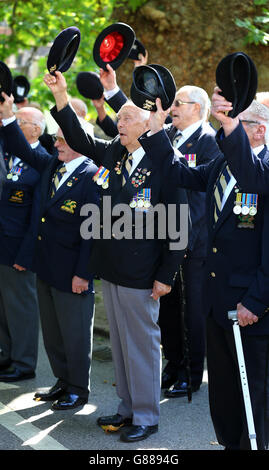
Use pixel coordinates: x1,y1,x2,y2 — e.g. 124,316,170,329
131,168,151,188
9,190,24,203
142,99,155,111
184,154,196,168
60,199,77,214
50,64,57,73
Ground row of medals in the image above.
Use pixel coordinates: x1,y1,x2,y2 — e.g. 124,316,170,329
95,164,152,209
7,163,24,181
233,204,257,216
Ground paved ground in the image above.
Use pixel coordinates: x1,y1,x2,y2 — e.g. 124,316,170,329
0,280,259,461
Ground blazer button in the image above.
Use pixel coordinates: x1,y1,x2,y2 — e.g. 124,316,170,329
41,217,46,222
210,272,216,278
38,235,42,240
212,247,217,253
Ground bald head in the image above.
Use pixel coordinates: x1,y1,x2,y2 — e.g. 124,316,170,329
16,106,46,143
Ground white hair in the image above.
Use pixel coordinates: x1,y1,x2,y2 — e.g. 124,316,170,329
243,100,269,144
178,85,210,121
118,99,150,122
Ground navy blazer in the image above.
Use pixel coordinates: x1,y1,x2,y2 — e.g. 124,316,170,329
50,103,188,289
160,146,269,335
105,89,221,258
0,131,48,269
2,120,100,293
166,121,221,257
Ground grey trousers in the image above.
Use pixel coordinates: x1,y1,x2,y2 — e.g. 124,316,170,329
37,278,95,398
101,279,161,426
0,264,39,372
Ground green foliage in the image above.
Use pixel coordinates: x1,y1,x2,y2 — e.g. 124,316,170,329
0,0,116,112
235,1,269,46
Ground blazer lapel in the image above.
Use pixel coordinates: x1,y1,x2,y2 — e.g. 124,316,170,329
45,161,86,209
112,153,153,207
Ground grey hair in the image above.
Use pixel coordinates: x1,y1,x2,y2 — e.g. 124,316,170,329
118,99,150,122
243,100,269,144
177,85,210,121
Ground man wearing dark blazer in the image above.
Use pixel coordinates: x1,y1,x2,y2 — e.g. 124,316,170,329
0,92,100,409
43,70,188,442
155,94,269,449
97,67,221,396
0,105,46,381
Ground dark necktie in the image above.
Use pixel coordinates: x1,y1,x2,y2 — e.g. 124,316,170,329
173,132,183,147
50,164,67,198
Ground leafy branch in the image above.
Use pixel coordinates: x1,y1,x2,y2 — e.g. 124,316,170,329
235,0,269,45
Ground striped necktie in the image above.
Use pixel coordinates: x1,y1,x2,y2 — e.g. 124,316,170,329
8,157,14,170
122,154,133,186
50,164,67,198
213,164,232,223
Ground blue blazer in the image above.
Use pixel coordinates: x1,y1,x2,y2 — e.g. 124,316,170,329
161,143,269,335
50,103,188,289
2,120,100,293
0,131,49,269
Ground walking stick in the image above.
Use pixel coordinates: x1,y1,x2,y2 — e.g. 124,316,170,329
179,265,192,402
228,310,257,450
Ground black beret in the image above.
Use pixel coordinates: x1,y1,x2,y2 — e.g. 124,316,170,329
0,61,13,102
93,22,135,70
12,75,30,103
47,26,81,75
128,39,146,60
130,64,176,112
76,71,104,100
216,52,258,117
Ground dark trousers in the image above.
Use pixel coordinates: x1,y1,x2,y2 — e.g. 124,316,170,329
0,264,39,372
159,257,206,387
207,315,269,450
37,278,95,398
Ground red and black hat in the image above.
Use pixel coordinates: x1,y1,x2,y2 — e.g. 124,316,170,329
0,61,13,102
47,26,81,75
12,75,30,103
216,52,258,117
130,64,176,112
128,39,146,61
76,71,104,100
93,23,135,70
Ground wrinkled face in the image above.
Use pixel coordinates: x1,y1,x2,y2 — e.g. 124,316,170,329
54,129,80,162
117,105,149,149
238,110,265,148
16,109,40,142
170,91,198,130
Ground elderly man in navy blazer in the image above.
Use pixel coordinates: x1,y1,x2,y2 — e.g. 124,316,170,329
0,105,47,382
94,65,221,396
156,93,269,449
43,70,188,442
0,92,100,410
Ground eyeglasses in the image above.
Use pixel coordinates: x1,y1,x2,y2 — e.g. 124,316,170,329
240,119,261,125
53,135,66,144
17,118,38,127
173,98,196,107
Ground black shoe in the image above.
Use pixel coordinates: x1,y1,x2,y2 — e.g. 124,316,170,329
164,380,200,398
0,366,35,382
97,413,132,432
34,384,66,402
120,424,158,442
51,393,87,410
0,359,11,371
161,370,178,389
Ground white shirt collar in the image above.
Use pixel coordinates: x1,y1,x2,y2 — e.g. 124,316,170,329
253,144,265,156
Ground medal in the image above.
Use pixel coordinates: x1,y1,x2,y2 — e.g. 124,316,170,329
12,175,19,181
233,205,241,215
7,173,12,179
241,205,249,215
129,199,137,208
249,206,257,216
185,154,196,168
137,199,144,208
